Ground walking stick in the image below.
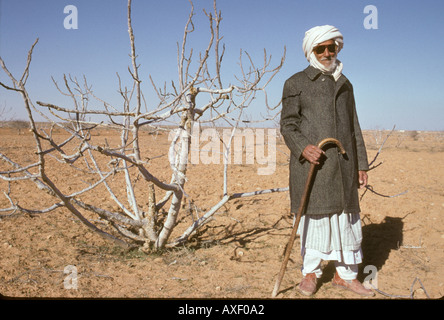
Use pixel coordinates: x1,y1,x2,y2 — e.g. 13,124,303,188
271,137,346,298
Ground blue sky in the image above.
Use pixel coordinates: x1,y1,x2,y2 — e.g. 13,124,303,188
0,0,443,131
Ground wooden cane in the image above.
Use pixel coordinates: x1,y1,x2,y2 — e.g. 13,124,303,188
271,138,346,298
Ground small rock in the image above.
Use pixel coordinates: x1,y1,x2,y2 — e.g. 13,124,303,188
3,242,12,249
154,257,163,263
413,288,427,299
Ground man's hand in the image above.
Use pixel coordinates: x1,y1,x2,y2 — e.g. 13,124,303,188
358,170,368,189
302,144,325,165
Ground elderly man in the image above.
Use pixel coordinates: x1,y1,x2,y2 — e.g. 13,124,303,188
280,25,374,297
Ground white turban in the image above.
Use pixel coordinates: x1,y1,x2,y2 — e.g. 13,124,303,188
302,25,344,81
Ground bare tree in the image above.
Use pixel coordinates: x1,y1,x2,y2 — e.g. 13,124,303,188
0,0,286,250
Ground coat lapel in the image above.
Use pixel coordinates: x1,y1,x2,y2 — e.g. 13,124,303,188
304,65,322,81
335,74,348,94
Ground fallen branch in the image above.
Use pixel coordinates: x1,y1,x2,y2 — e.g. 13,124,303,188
360,185,408,201
368,277,431,299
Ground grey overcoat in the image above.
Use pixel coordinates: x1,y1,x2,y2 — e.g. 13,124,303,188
280,65,369,215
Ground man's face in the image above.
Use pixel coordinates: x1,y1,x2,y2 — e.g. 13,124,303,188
313,39,337,69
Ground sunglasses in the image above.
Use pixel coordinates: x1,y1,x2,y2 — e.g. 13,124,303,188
313,44,337,54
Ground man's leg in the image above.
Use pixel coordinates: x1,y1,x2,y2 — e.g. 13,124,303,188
335,261,358,280
332,261,374,297
302,252,323,278
298,252,322,296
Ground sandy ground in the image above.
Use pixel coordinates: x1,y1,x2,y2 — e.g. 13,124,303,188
0,126,443,300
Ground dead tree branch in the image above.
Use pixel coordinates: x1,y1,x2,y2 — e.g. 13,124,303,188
360,125,408,201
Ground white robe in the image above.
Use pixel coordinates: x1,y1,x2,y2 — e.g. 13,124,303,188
297,212,363,265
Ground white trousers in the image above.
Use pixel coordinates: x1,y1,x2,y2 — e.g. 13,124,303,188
301,251,359,280
297,212,363,280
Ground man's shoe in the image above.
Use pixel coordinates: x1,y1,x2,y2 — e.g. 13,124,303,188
332,271,375,297
297,273,318,296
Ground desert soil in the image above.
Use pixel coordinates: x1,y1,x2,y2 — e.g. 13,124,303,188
0,126,443,299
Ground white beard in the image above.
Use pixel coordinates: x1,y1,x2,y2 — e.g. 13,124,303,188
309,52,343,81
321,57,337,72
